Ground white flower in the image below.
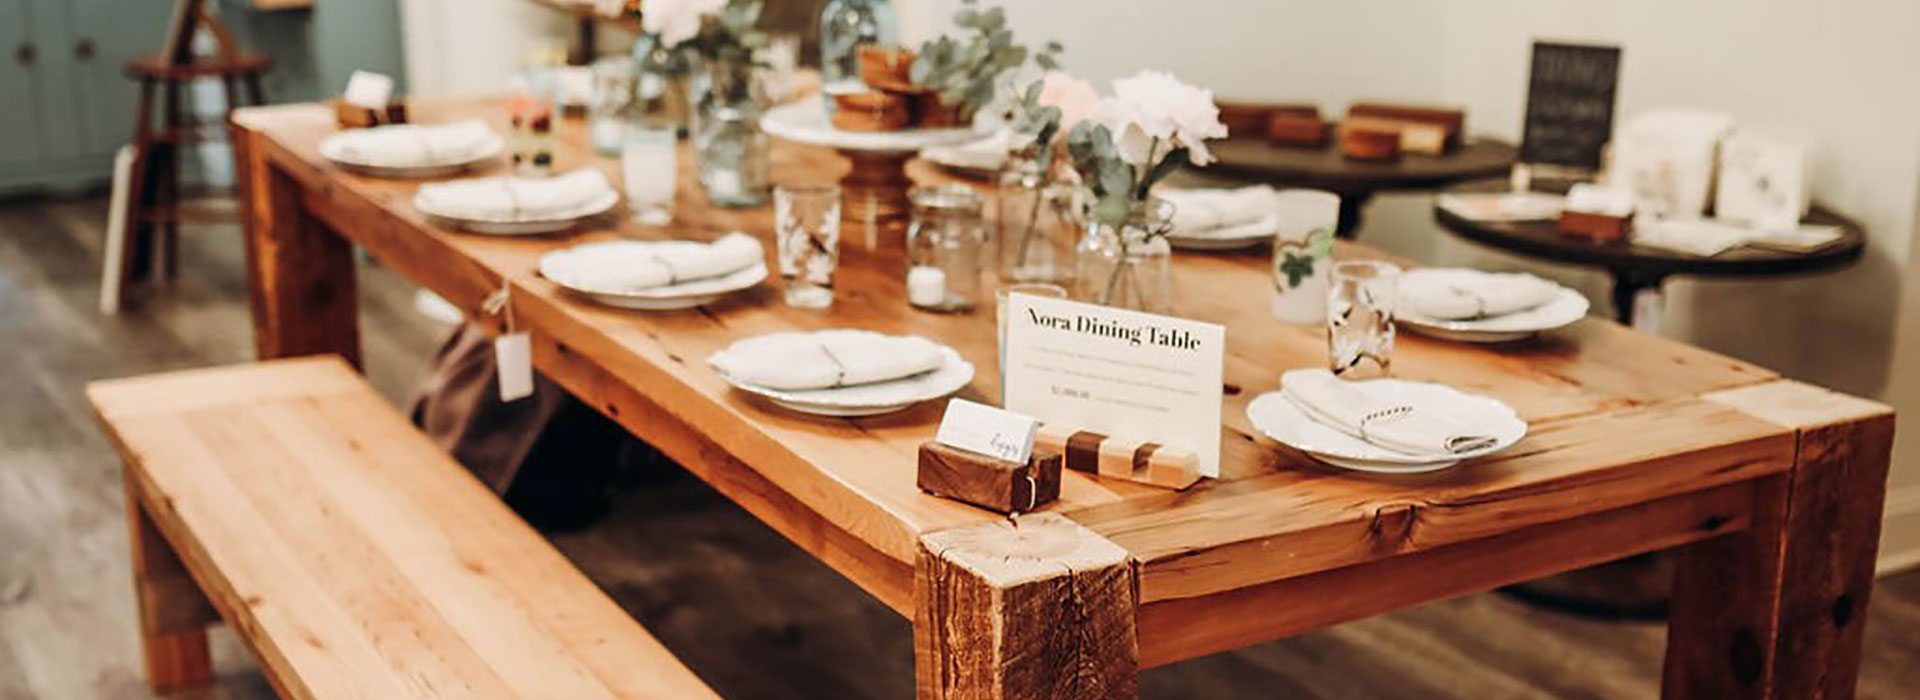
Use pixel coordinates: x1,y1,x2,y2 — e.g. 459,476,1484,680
643,0,725,49
1102,70,1228,166
1036,72,1099,132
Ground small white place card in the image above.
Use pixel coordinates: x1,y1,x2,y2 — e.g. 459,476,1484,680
343,70,394,109
935,398,1038,464
1002,294,1226,477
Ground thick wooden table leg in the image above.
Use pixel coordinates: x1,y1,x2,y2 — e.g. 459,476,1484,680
237,126,361,366
915,513,1139,700
1664,381,1895,698
125,472,219,693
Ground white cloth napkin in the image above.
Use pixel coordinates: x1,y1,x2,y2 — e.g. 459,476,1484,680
554,234,765,292
1400,269,1561,320
416,169,614,221
328,120,496,167
1161,186,1281,238
712,330,946,391
1280,369,1499,458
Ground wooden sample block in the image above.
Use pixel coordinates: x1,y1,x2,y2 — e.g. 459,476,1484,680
1559,209,1630,243
1340,124,1402,162
1349,102,1465,149
1266,112,1329,148
1034,425,1202,490
1216,101,1318,139
1343,115,1449,156
917,442,1063,514
915,513,1139,700
333,99,408,129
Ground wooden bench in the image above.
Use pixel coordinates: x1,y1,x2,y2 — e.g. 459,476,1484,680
88,356,719,699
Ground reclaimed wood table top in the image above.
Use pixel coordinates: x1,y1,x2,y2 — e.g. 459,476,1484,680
232,97,1892,690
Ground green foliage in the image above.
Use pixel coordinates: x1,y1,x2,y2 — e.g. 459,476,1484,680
1278,251,1317,288
909,0,1061,120
1063,121,1191,229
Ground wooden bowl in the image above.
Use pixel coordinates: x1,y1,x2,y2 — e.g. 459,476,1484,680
831,91,912,132
857,46,919,94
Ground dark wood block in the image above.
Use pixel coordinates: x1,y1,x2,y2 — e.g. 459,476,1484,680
1340,125,1402,162
917,442,1062,514
1559,209,1630,243
1265,113,1329,149
1349,102,1465,147
333,99,408,129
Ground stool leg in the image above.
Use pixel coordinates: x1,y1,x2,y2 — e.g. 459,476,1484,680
159,80,188,283
124,471,217,693
243,74,266,107
122,79,159,298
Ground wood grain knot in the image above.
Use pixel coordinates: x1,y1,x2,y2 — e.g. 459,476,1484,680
1698,514,1732,531
1832,593,1856,628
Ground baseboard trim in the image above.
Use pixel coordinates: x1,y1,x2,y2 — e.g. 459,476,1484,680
1877,483,1920,575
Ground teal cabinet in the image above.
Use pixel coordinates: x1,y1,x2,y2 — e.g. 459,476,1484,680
0,0,174,192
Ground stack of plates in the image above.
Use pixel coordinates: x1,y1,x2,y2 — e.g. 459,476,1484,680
710,334,975,417
413,186,619,236
1396,269,1590,343
317,128,504,179
1246,377,1527,473
538,240,768,311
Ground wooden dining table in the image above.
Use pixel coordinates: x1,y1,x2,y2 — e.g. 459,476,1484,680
232,96,1893,700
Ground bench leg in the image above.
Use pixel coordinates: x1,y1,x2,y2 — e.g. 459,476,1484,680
1663,388,1893,698
125,473,219,693
914,513,1140,700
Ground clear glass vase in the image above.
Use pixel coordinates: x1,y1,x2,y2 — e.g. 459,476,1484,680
995,156,1079,287
819,0,898,93
691,59,771,208
1074,199,1175,314
632,35,691,137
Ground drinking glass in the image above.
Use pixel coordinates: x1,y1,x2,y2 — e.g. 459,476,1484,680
775,184,842,309
1327,260,1400,378
995,283,1068,395
622,127,678,224
1271,189,1339,324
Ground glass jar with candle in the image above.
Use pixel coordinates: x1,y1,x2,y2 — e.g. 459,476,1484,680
905,185,986,313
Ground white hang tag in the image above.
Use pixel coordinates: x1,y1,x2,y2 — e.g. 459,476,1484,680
495,333,533,402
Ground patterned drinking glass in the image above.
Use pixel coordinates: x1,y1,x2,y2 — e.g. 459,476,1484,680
775,184,842,309
1327,260,1401,378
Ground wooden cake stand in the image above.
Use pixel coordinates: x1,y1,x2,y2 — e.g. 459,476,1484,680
761,100,984,250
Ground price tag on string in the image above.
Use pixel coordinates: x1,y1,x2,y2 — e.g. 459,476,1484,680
482,285,533,402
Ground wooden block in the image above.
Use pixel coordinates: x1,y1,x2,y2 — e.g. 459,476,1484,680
332,99,408,129
1343,115,1449,156
915,513,1140,700
1559,209,1630,243
917,442,1062,514
1034,425,1202,490
857,46,919,94
1265,112,1329,148
1339,124,1402,162
1218,101,1318,139
1349,102,1465,145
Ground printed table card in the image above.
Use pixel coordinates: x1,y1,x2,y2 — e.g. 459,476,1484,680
1002,294,1225,477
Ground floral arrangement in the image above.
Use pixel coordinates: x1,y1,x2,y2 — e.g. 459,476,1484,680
1065,70,1228,229
615,0,764,68
1000,72,1098,272
909,0,1061,123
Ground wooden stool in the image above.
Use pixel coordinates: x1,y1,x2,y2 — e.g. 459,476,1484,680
109,0,270,311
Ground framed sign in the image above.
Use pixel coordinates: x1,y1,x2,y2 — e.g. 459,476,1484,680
1519,41,1621,170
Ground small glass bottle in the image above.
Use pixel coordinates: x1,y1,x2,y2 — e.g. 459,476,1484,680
819,0,899,93
906,185,986,313
587,57,637,156
508,92,555,176
692,61,771,208
1074,198,1175,314
995,155,1079,286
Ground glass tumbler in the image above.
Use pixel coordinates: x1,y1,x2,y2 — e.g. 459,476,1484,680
905,185,986,313
621,127,678,224
775,184,842,309
1327,260,1401,378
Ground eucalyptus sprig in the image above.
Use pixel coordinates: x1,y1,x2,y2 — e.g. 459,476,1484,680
1065,124,1190,230
909,0,1061,121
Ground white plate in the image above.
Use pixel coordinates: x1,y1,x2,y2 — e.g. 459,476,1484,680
538,241,768,311
713,345,975,417
414,189,620,236
1396,270,1591,343
761,100,985,154
318,131,505,179
1245,378,1528,473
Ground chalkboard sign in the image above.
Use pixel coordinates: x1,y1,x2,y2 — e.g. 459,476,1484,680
1520,42,1620,170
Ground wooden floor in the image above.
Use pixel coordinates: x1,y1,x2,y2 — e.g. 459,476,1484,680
2,193,1916,699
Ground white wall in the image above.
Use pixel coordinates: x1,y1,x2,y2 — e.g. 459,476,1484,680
903,0,1920,566
399,0,574,97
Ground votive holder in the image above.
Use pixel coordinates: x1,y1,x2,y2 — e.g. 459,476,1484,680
1327,260,1400,378
775,184,842,309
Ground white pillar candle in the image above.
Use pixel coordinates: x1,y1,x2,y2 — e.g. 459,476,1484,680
908,266,947,307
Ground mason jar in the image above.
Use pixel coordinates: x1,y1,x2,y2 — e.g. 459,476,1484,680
905,185,986,313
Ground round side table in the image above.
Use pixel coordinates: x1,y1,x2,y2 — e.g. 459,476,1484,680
1201,136,1517,238
1432,179,1865,326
